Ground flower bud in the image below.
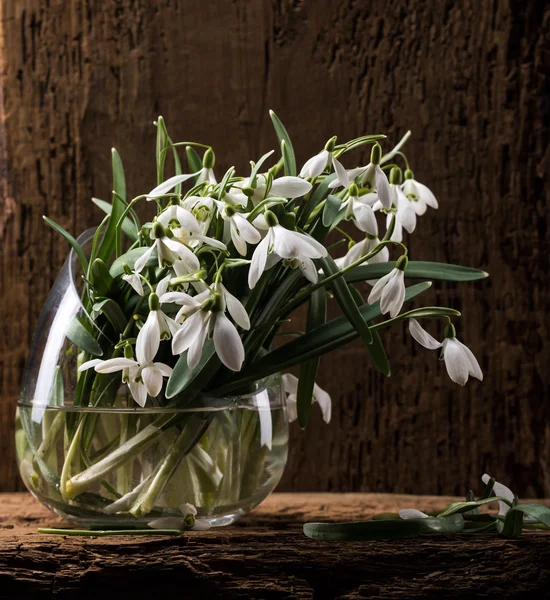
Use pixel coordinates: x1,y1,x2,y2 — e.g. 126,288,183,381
279,211,296,229
324,136,337,152
203,148,215,169
389,166,403,186
152,221,165,239
444,322,457,339
404,169,414,180
241,186,255,198
264,210,279,227
347,240,356,251
348,182,359,197
123,343,134,359
148,293,160,311
224,204,237,217
395,254,408,271
370,143,382,165
184,513,196,528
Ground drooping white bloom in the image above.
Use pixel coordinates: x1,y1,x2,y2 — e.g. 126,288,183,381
375,184,417,243
408,319,483,386
248,212,327,288
122,270,144,296
300,149,332,179
282,373,332,424
163,286,249,371
367,265,406,317
181,195,218,235
341,182,378,236
148,503,211,531
134,222,188,273
360,162,392,209
197,166,216,185
78,342,173,408
481,474,515,516
402,172,439,216
147,173,200,200
231,174,312,207
337,235,389,269
215,202,261,256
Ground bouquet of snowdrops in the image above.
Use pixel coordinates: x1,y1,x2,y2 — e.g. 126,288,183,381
35,111,487,525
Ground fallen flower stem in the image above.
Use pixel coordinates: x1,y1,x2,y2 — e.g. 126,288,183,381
37,528,183,537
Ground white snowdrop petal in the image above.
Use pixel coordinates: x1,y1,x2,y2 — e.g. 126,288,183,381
221,285,250,330
443,339,470,386
456,339,483,381
303,151,329,178
128,379,148,407
408,318,443,350
285,229,328,258
367,271,393,304
142,366,163,397
187,322,208,369
213,312,245,371
148,517,184,530
298,256,318,283
399,509,429,519
313,383,332,424
171,311,205,355
270,176,312,198
148,173,198,199
375,166,392,209
353,203,378,236
133,245,155,274
481,474,514,515
176,207,201,232
94,358,138,374
282,373,299,395
332,157,350,189
416,181,439,209
122,274,144,296
153,362,173,377
78,359,103,372
136,312,161,365
248,233,271,288
233,214,262,244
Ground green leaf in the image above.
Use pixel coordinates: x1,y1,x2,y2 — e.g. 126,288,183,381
366,330,391,376
249,150,275,186
497,507,524,538
66,318,103,356
186,146,202,183
322,194,342,227
43,217,89,271
48,366,64,407
213,282,431,395
299,173,337,227
92,198,138,242
166,341,219,401
506,503,550,529
438,496,508,517
297,288,327,428
346,261,488,283
109,248,156,278
217,166,236,201
91,258,115,297
96,149,127,262
303,514,464,541
319,255,373,345
93,299,127,332
269,110,296,176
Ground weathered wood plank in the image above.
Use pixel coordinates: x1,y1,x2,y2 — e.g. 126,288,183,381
0,1,549,497
0,493,549,599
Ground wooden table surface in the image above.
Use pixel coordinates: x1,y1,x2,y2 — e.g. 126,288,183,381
0,492,549,599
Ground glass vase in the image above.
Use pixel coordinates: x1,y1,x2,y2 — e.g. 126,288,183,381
16,231,288,528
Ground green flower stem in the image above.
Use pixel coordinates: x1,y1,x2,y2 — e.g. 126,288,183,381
38,528,183,537
64,414,176,499
37,411,65,461
129,416,211,518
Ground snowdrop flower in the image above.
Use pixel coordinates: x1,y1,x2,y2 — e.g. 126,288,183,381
248,210,328,288
367,256,407,317
147,173,200,200
163,286,249,371
337,234,389,269
360,144,392,209
181,195,218,236
159,202,225,252
481,474,515,516
408,319,483,386
79,339,172,407
122,265,144,296
374,168,416,243
399,509,429,519
134,222,188,273
196,148,217,184
138,288,180,359
148,503,211,531
299,136,339,179
231,174,312,207
215,201,261,256
282,373,331,423
402,169,439,216
342,182,378,235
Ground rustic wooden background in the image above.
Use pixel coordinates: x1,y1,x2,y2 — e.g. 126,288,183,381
0,1,548,496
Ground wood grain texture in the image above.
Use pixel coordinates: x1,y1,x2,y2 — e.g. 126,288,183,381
1,493,549,599
0,1,549,496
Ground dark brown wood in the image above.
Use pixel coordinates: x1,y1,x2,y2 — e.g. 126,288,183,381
0,493,549,599
1,1,549,496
